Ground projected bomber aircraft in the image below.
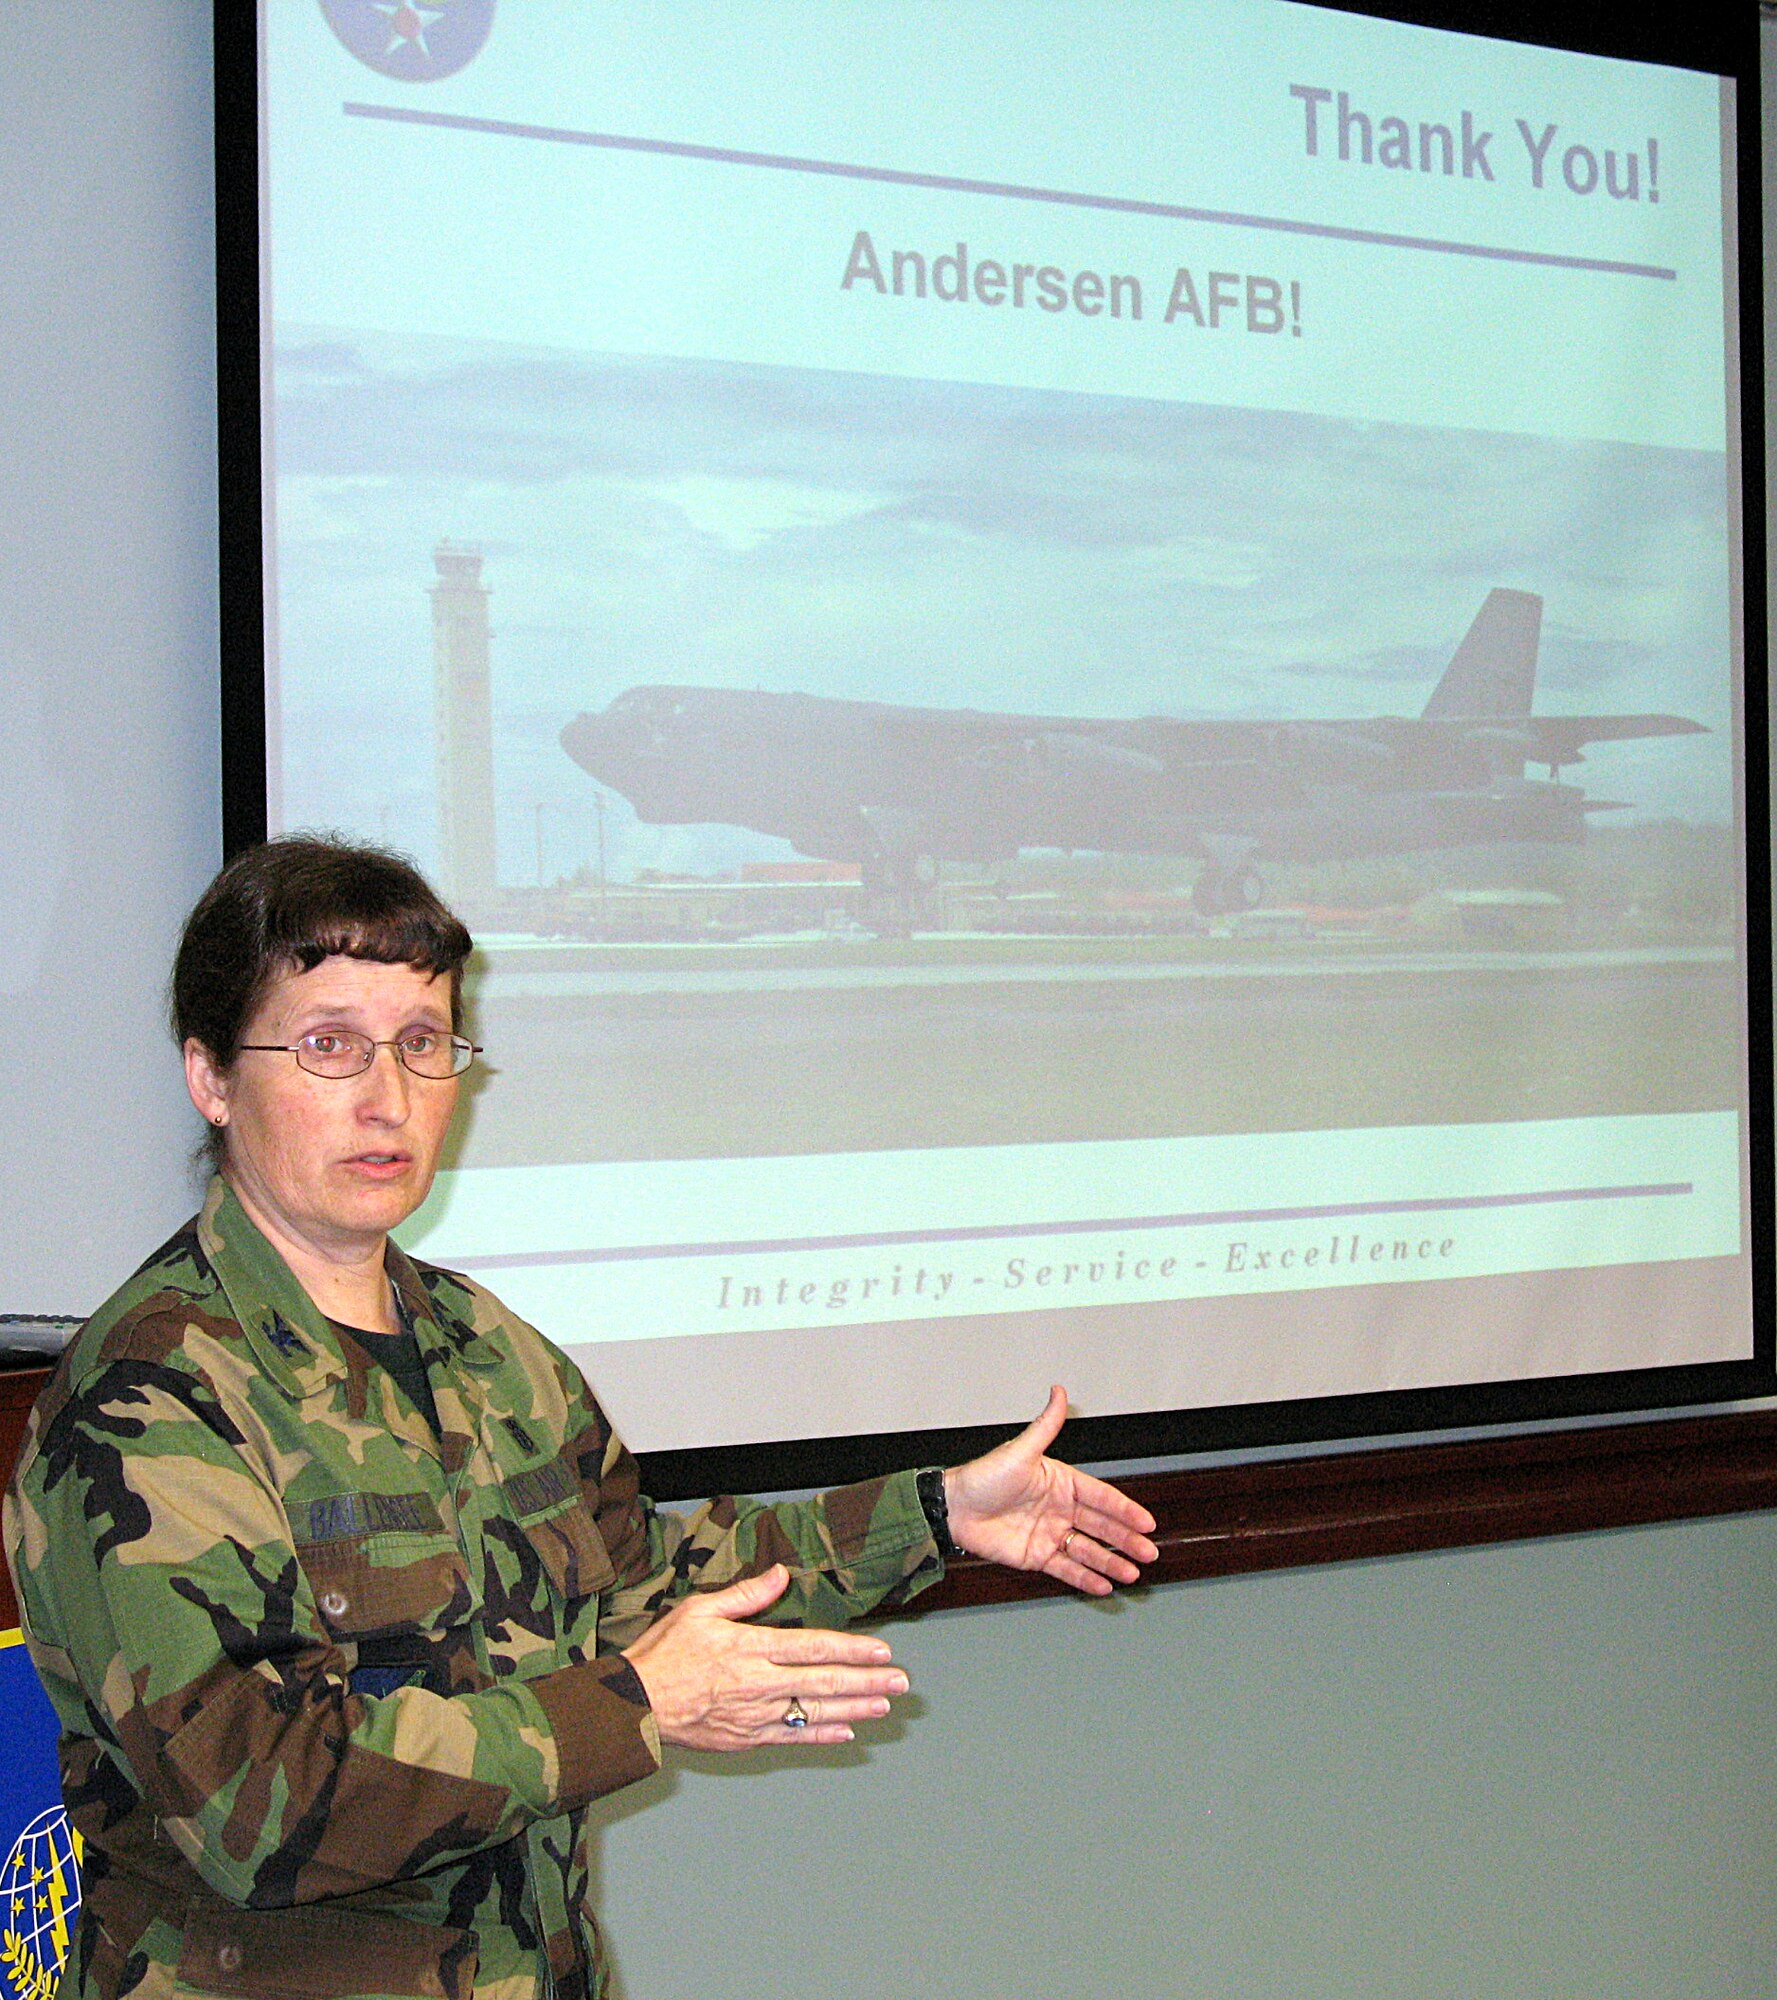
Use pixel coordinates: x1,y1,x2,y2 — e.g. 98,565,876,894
560,590,1705,924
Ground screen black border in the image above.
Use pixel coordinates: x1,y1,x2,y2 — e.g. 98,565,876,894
217,1,1770,1502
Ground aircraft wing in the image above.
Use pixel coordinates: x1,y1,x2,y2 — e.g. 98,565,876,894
865,701,1706,786
1518,714,1708,764
870,706,1371,761
872,705,1365,805
868,703,1141,742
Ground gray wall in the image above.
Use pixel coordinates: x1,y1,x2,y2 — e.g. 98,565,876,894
599,1513,1777,1999
3,7,1774,1998
0,0,219,1315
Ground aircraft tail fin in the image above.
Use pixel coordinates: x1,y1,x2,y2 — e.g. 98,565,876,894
1422,588,1543,720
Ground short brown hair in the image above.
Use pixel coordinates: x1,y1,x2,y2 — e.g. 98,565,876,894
171,834,473,1072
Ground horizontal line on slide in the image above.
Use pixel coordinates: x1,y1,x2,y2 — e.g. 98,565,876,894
343,103,1680,282
446,1179,1695,1272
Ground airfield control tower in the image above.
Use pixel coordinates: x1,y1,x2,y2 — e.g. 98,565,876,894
431,540,496,907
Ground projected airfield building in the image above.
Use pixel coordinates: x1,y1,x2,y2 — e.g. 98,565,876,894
560,590,1705,923
432,539,497,909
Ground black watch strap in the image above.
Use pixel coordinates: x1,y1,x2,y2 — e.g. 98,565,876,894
916,1466,966,1559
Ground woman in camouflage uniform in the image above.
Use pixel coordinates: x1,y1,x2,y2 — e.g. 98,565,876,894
4,837,1156,2000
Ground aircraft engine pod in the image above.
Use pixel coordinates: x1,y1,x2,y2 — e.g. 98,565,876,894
1030,732,1165,778
985,732,1176,866
1464,723,1565,778
1272,722,1396,784
1012,732,1168,801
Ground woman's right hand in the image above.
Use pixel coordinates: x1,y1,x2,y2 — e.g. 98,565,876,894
622,1564,910,1750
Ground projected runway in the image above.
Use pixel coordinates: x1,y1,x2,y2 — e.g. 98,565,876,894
450,950,1742,1170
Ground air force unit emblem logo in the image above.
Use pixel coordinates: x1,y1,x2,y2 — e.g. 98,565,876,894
318,1,496,83
0,1809,79,2000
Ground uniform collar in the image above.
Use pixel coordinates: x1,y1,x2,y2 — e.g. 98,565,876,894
198,1177,507,1407
386,1236,506,1373
198,1176,353,1400
385,1234,506,1471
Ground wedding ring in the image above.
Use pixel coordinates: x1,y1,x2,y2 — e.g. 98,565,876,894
1060,1529,1078,1557
784,1696,809,1729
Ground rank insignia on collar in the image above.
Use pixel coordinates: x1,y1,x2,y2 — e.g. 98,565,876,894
264,1314,307,1358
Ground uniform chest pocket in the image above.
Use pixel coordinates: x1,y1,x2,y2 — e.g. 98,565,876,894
290,1490,474,1641
502,1455,616,1604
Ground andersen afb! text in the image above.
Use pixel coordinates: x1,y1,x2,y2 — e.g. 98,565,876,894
842,230,1303,334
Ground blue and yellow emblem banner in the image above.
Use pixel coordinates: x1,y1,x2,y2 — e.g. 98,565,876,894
0,1635,75,2000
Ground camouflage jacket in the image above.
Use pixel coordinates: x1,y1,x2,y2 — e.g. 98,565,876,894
3,1182,944,2000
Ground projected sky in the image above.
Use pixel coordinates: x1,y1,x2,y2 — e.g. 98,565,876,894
275,334,1729,881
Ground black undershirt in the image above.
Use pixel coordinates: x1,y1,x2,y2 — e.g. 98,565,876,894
330,1314,442,1440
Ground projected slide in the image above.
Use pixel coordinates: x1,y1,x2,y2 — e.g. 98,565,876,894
261,1,1748,1452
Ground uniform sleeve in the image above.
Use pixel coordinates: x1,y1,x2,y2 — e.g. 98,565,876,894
563,1376,946,1653
7,1350,660,1911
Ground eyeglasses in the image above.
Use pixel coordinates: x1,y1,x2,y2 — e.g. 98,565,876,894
237,1031,482,1080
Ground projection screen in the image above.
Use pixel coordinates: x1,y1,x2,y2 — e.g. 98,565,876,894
230,0,1768,1489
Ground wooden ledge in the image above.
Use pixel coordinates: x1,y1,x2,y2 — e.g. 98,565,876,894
914,1408,1777,1612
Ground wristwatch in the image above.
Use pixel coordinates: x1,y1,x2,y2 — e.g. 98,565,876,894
916,1466,967,1559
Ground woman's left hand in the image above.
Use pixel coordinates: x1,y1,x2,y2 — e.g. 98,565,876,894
944,1385,1159,1595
